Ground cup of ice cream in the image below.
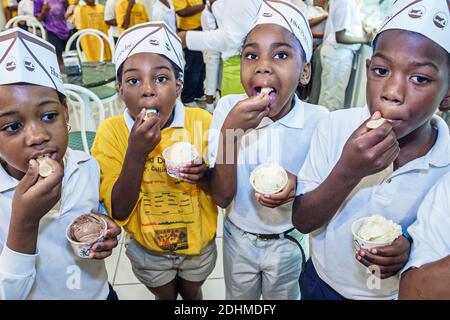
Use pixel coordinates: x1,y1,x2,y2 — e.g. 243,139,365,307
351,215,402,251
162,142,199,179
66,213,107,258
249,163,288,195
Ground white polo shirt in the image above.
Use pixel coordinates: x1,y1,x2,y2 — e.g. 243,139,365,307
403,172,450,272
186,0,262,61
152,0,177,32
297,107,450,299
323,0,363,51
104,0,119,38
0,149,109,300
208,93,329,234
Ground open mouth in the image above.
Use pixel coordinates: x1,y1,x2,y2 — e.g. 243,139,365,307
143,107,160,119
254,87,277,106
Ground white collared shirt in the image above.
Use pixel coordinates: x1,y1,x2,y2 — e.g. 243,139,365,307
208,93,328,234
403,172,450,272
323,0,363,51
123,99,185,131
186,0,262,61
0,149,109,300
152,0,177,32
297,107,450,300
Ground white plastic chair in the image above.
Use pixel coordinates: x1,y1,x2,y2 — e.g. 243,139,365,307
5,15,47,40
65,28,114,63
64,29,119,118
64,83,105,155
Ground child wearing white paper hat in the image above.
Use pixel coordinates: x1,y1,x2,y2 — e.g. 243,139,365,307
207,0,329,300
91,21,218,300
0,28,121,299
293,0,450,300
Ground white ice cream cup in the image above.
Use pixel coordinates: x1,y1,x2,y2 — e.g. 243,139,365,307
351,217,396,251
249,163,288,195
162,142,199,179
66,215,107,259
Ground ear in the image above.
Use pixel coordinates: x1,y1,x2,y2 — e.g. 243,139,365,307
175,77,183,98
365,58,371,77
62,100,69,123
299,62,312,86
118,82,124,97
439,92,450,112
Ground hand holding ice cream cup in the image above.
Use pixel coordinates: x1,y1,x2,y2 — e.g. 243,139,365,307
66,213,121,259
163,142,205,183
351,215,402,251
250,163,296,208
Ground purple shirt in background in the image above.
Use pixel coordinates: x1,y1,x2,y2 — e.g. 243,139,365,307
34,0,72,40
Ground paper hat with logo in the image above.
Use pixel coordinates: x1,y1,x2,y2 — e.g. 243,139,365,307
376,0,449,54
252,0,313,62
0,28,65,96
115,21,184,79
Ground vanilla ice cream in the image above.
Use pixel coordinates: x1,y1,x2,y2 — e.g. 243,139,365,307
357,215,402,244
250,163,288,195
36,155,53,177
164,142,198,163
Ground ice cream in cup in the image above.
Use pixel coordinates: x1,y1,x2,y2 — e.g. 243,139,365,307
162,142,199,179
66,213,107,258
351,215,402,251
249,163,288,195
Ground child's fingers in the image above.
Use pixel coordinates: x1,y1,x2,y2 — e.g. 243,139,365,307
179,165,206,175
89,249,113,260
255,193,286,207
16,160,40,194
357,249,406,266
131,108,147,131
180,172,203,182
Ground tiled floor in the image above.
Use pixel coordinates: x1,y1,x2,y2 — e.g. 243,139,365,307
105,210,226,300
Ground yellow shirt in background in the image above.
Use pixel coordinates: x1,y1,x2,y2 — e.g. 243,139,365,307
115,0,149,34
3,0,18,19
72,4,112,62
92,107,218,255
173,0,202,31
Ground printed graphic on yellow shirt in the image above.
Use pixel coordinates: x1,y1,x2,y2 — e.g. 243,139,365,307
72,5,112,61
154,227,188,251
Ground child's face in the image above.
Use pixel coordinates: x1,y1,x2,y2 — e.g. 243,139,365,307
366,30,450,140
0,85,68,180
119,52,182,128
241,24,310,121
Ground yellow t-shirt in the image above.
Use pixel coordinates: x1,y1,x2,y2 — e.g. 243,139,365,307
173,0,202,31
115,0,149,34
72,4,112,62
92,107,218,255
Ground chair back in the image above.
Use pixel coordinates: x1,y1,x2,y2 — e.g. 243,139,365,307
64,83,105,154
65,29,114,62
5,15,47,40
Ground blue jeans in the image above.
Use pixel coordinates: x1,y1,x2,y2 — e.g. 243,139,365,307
299,259,347,300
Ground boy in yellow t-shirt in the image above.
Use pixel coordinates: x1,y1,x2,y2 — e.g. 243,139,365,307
91,22,218,300
72,0,112,61
115,0,149,34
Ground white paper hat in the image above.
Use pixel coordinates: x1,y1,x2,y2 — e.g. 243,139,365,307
0,28,65,96
252,0,313,62
115,21,184,78
377,0,449,54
